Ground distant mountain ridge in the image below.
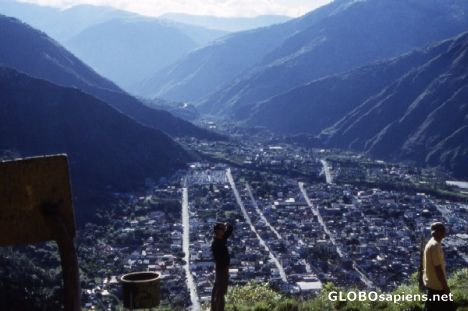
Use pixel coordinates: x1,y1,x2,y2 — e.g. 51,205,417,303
0,1,227,89
160,13,291,32
137,0,342,101
247,40,451,134
0,14,221,140
199,0,468,117
137,0,468,116
0,66,191,220
0,1,226,43
65,18,199,89
65,16,227,90
0,1,135,41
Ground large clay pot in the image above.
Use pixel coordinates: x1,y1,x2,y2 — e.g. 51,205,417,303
121,271,160,309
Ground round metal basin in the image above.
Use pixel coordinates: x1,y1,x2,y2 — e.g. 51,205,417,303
121,271,160,309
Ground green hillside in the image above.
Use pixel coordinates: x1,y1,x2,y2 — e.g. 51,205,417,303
214,269,467,311
144,269,468,311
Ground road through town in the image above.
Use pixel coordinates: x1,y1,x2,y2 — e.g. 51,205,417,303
182,187,201,310
298,182,374,288
226,169,288,282
245,183,283,241
320,159,333,184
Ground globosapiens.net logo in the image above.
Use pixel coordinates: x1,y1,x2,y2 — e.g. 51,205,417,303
328,290,454,304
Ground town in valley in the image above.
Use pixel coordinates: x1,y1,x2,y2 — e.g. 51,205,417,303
68,126,468,310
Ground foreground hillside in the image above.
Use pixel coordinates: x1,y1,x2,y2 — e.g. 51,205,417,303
209,270,468,311
137,269,468,311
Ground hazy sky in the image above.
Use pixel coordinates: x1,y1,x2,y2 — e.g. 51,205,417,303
18,0,333,17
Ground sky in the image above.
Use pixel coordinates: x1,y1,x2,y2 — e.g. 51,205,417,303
18,0,333,17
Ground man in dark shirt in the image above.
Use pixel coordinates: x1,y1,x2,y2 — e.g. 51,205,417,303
211,222,233,311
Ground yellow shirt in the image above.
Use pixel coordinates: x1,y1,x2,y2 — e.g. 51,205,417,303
423,237,446,290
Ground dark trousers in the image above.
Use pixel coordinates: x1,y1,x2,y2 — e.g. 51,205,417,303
211,266,229,311
424,288,456,311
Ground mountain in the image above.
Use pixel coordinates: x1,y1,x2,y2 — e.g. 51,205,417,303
137,0,468,115
160,13,291,32
0,2,227,90
0,14,221,140
0,66,191,220
0,1,224,44
0,1,135,41
137,1,342,101
162,20,227,46
200,0,468,117
65,18,198,89
247,40,451,135
320,32,468,177
66,18,225,89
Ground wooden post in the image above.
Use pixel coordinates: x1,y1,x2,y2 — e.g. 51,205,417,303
42,202,82,311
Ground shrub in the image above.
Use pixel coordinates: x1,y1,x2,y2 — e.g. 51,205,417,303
226,281,283,311
275,299,299,311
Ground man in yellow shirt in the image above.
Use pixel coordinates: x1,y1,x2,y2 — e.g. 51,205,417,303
423,222,455,311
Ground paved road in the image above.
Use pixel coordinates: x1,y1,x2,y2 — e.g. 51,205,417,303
298,182,374,288
226,169,288,282
182,187,201,310
245,183,283,241
320,159,333,184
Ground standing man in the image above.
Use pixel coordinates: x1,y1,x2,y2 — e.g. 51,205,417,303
211,222,233,311
423,222,455,311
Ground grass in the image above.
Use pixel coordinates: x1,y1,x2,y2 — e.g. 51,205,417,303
219,269,468,311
